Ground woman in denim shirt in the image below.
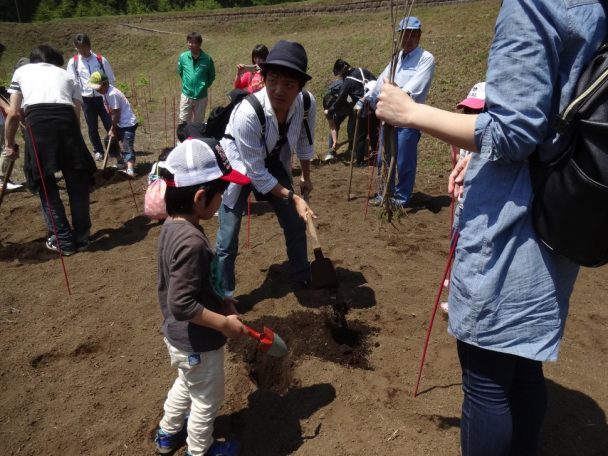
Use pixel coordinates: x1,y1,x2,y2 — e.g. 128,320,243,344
376,1,607,454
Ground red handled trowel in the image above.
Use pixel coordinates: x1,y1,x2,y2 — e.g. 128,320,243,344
243,324,288,357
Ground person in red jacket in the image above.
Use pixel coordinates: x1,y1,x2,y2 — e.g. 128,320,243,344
233,44,269,94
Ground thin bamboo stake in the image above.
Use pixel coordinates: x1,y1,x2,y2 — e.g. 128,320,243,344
413,232,459,397
142,85,152,147
164,96,168,148
172,95,177,147
26,123,72,295
346,113,361,201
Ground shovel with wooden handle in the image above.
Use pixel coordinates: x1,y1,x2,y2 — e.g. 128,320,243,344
302,189,339,289
243,324,288,357
101,134,114,170
0,156,15,210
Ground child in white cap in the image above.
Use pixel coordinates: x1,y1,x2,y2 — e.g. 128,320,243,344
88,71,138,176
154,137,249,456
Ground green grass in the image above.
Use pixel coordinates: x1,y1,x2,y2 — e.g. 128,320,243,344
0,0,499,181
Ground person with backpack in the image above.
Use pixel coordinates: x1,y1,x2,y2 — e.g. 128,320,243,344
66,33,115,162
375,2,606,455
324,59,378,165
322,76,353,161
215,40,317,298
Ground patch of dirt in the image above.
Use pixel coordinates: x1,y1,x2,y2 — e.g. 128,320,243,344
0,138,607,456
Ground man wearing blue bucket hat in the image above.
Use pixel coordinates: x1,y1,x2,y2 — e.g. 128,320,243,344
369,16,435,208
216,40,317,297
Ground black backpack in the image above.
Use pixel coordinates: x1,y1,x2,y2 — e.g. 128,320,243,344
204,89,249,140
530,42,608,267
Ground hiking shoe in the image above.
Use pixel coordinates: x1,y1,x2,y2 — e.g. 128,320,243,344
0,179,23,191
390,197,409,208
45,236,76,256
323,149,336,162
125,168,135,178
76,240,89,252
369,194,384,206
94,152,103,161
155,426,187,454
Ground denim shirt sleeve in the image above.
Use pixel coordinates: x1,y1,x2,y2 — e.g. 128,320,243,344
475,0,566,162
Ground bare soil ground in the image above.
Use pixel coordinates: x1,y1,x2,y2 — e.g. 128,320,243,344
1,141,607,455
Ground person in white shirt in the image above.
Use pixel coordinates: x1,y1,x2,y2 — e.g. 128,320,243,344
369,16,435,208
66,33,116,162
88,71,138,177
4,45,96,255
215,40,317,297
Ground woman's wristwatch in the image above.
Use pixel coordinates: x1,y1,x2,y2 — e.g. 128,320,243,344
284,190,294,202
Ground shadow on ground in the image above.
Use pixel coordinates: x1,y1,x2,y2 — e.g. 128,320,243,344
215,383,336,456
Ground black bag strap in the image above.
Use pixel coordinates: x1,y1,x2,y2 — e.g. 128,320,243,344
302,90,313,145
242,91,312,156
245,94,269,155
73,53,106,84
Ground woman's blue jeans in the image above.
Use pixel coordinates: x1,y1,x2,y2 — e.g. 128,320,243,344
457,340,547,456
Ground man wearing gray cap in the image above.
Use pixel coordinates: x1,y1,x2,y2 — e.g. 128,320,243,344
216,40,317,298
369,16,435,208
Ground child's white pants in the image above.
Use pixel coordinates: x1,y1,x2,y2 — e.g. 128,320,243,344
159,338,225,456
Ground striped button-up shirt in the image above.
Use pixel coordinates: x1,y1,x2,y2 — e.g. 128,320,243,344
220,88,316,209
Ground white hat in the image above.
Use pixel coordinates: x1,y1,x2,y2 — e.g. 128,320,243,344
457,82,486,110
164,138,250,188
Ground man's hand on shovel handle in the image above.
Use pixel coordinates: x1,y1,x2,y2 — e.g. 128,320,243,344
294,194,316,221
298,186,317,220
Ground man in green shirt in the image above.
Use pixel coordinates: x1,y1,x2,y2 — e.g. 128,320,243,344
177,32,216,124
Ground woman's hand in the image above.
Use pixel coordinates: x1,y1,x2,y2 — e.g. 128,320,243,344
375,78,417,128
449,153,472,199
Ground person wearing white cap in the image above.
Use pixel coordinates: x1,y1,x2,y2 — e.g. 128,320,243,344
376,1,606,454
154,137,249,456
369,16,435,208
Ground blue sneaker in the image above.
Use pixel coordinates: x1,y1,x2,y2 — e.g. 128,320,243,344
186,439,241,456
155,425,187,454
